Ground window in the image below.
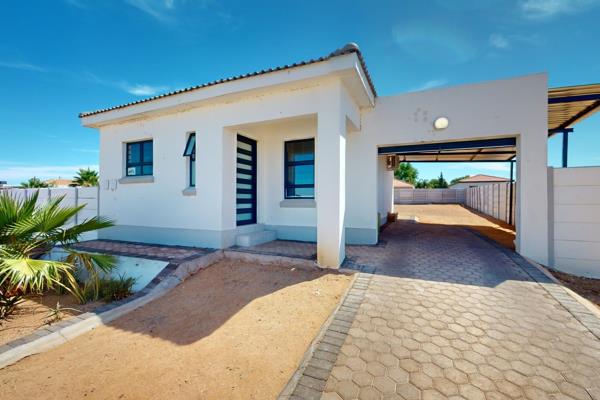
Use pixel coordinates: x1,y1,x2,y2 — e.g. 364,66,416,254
126,140,153,176
284,138,314,199
183,133,196,187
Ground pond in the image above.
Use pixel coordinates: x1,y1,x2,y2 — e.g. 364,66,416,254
44,249,169,292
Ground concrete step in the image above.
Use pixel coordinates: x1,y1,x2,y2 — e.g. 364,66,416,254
235,229,276,247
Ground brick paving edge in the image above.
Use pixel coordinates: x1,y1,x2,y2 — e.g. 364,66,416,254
465,227,600,341
279,272,373,400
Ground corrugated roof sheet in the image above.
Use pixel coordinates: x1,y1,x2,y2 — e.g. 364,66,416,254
548,83,600,133
79,43,376,118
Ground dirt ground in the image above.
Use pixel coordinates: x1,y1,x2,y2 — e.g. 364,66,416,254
548,268,600,308
0,293,97,346
395,204,516,249
0,259,351,400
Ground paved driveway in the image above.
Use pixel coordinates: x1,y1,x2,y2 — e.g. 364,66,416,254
290,222,600,400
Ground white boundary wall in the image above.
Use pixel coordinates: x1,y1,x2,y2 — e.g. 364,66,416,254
465,183,516,225
549,166,600,278
1,187,100,241
394,189,466,204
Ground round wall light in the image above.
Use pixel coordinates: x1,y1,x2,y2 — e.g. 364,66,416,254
433,117,449,130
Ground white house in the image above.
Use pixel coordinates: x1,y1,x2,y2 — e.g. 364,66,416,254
449,174,509,189
80,43,550,268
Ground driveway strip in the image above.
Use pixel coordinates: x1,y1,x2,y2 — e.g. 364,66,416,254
291,222,600,400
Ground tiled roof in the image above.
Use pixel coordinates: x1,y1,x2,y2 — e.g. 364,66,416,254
46,178,75,186
79,43,376,118
393,179,415,188
458,174,509,183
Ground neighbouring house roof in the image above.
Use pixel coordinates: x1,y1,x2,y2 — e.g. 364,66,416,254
456,174,509,183
79,43,376,119
46,178,75,187
393,179,414,189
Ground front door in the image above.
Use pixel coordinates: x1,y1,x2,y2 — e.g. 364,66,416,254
236,134,257,226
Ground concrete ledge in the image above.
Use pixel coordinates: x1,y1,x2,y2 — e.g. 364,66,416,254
224,249,318,270
181,187,196,196
118,176,154,184
0,251,224,369
279,199,316,208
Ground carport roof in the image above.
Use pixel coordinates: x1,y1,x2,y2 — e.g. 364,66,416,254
378,137,516,163
548,83,600,135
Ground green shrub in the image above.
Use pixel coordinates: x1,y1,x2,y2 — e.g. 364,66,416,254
0,290,23,320
77,274,137,304
100,274,136,303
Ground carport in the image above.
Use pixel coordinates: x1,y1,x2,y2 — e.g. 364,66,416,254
379,137,518,235
548,83,600,167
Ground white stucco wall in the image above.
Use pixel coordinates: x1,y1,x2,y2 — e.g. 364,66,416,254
90,64,549,267
550,166,600,278
238,117,317,240
450,181,508,190
377,156,394,225
355,73,549,265
96,77,364,255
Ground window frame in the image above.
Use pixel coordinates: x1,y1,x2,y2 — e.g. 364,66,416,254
183,133,196,187
284,138,315,199
125,140,153,177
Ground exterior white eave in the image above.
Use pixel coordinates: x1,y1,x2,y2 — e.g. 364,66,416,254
80,53,375,128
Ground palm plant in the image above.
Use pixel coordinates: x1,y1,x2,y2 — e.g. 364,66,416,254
0,190,116,312
20,177,50,188
73,168,99,187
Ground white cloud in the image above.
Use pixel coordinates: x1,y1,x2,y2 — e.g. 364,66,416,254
65,0,88,8
489,34,510,49
125,0,181,23
71,148,99,154
408,79,448,92
0,162,99,185
84,72,169,97
125,83,169,96
0,61,45,72
392,22,477,64
519,0,599,19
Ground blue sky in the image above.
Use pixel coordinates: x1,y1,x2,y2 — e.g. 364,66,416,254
1,0,599,184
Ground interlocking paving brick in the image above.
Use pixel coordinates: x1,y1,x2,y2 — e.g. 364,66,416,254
284,222,600,399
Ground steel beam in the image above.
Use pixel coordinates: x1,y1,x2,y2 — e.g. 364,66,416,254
378,137,517,155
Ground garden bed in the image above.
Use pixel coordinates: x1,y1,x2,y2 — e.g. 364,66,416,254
548,268,600,309
0,259,352,399
1,293,100,347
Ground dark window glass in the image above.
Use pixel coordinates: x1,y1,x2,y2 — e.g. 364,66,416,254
284,138,314,199
184,133,196,187
126,140,153,176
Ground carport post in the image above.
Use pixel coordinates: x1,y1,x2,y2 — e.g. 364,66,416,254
562,130,570,168
509,160,514,226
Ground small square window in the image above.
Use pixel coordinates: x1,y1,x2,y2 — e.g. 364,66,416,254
126,140,153,177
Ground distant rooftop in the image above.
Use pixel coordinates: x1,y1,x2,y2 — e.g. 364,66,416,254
393,179,414,189
457,174,509,183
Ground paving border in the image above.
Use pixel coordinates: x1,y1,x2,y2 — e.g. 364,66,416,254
466,228,600,340
0,250,224,368
72,240,212,263
280,272,373,400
